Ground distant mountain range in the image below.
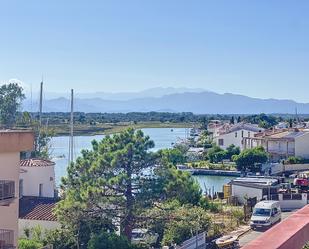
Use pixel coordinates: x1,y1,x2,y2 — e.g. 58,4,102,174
22,87,309,114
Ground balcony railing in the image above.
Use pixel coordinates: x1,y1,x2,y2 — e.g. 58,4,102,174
0,229,14,249
0,181,15,205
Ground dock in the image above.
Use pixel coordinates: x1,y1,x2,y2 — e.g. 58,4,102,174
177,165,241,177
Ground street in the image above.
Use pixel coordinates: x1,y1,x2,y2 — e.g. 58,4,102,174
239,211,295,247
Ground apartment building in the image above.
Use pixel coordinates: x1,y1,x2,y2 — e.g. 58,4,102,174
243,129,309,161
0,130,34,248
214,123,264,150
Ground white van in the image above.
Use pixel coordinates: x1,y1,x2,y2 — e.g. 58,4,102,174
250,201,281,229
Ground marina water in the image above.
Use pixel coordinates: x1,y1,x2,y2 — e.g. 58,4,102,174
51,128,234,192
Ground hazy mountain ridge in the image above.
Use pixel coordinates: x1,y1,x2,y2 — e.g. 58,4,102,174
26,87,205,101
22,88,309,114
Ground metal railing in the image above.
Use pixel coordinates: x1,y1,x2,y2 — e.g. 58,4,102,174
0,181,15,205
0,229,14,249
176,232,206,249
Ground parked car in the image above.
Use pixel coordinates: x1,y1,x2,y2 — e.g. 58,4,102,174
131,228,159,246
250,201,281,229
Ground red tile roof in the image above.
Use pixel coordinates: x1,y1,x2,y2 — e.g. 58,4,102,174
19,196,58,221
20,158,55,167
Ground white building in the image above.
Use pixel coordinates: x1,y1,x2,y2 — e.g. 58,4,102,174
230,177,279,204
215,123,264,150
20,158,56,198
18,159,60,237
207,121,230,139
244,129,309,161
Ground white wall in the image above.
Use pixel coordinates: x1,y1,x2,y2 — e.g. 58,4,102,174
295,133,309,158
20,166,55,198
216,129,258,150
267,141,295,155
19,219,60,237
0,152,20,247
231,184,263,204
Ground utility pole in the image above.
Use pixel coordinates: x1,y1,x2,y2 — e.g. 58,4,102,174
69,89,74,163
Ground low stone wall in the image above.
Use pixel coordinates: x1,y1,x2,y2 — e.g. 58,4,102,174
271,163,309,175
267,193,308,210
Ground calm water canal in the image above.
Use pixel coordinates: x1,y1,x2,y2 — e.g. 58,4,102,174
51,128,234,192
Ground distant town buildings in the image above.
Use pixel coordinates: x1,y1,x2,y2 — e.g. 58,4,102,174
244,129,309,161
209,120,309,162
210,122,264,150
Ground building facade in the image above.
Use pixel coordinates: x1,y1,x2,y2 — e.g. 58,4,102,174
214,123,264,150
20,158,56,198
243,130,309,161
18,158,60,238
0,130,34,248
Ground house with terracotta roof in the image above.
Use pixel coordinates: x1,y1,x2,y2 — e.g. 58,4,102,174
214,123,264,150
243,129,309,161
18,158,60,238
19,196,59,236
20,158,56,198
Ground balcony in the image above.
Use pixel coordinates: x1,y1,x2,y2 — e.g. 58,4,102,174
0,229,14,249
0,181,15,206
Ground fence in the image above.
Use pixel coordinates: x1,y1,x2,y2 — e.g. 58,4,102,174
176,232,206,249
40,246,53,249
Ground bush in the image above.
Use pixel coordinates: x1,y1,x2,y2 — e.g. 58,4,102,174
207,145,240,163
44,229,76,249
87,232,138,249
161,205,211,246
18,239,43,249
232,209,245,226
285,156,309,164
199,197,221,213
232,147,268,172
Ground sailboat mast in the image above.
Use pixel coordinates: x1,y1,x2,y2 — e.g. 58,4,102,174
69,89,74,163
39,81,43,125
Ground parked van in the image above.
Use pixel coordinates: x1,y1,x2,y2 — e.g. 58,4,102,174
250,201,281,229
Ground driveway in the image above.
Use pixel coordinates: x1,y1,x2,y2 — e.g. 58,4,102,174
239,211,295,248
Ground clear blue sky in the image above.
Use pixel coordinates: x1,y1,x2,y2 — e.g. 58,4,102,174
0,1,309,102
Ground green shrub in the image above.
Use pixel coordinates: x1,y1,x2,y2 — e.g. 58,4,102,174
18,239,43,249
87,232,138,249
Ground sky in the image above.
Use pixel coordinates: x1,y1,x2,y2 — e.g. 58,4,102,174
0,1,309,102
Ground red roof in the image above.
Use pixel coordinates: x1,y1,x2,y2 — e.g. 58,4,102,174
242,205,309,249
19,196,58,221
20,158,55,167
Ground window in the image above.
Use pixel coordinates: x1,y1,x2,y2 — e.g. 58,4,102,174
219,139,224,146
241,131,244,137
39,184,43,197
19,179,23,198
248,132,251,138
235,132,238,138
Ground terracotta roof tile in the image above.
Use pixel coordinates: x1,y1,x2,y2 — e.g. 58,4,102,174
20,158,55,167
19,196,58,221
